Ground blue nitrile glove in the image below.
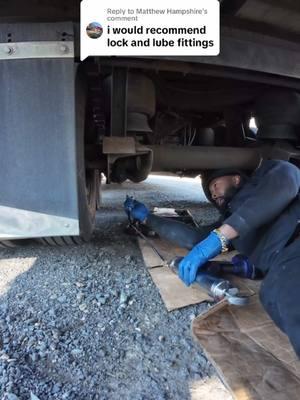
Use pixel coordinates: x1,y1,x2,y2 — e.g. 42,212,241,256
231,254,256,279
179,232,223,286
124,196,149,223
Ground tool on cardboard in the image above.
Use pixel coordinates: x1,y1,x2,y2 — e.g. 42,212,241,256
125,199,250,306
128,221,168,267
170,257,250,306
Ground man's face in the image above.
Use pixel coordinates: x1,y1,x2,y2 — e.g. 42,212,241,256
208,175,241,210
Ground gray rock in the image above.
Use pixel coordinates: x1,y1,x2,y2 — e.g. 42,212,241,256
76,292,84,301
71,348,82,356
30,393,41,400
75,282,85,288
119,291,129,305
38,342,47,352
7,393,19,400
96,296,107,305
52,384,61,394
79,303,88,312
5,383,14,393
30,352,39,362
57,295,67,303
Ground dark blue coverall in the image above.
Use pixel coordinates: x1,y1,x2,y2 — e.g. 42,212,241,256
146,160,300,356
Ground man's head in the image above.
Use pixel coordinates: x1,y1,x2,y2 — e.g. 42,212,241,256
208,174,241,211
202,168,247,213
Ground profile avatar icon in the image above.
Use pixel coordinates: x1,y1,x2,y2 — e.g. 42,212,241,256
86,22,103,39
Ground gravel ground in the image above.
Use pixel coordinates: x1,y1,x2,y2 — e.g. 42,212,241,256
0,175,232,400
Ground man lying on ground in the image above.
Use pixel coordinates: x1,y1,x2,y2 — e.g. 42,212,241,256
124,160,300,357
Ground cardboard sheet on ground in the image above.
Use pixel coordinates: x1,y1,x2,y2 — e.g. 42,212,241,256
137,208,300,398
138,236,211,311
192,279,300,400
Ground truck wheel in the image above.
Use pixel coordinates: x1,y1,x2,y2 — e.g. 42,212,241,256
63,67,101,245
65,169,100,245
0,241,18,248
37,169,100,247
0,240,33,248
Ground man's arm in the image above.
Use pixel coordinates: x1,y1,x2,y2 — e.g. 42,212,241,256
224,161,300,238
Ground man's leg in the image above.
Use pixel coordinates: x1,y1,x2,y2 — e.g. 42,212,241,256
259,239,300,357
146,214,219,249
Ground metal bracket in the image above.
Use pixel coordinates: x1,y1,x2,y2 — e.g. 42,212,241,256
103,137,136,155
102,136,153,183
0,41,74,60
261,141,300,161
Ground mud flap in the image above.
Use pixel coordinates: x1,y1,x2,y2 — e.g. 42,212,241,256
0,22,80,239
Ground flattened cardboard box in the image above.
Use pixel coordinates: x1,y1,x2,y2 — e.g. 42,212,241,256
138,232,238,311
138,237,211,311
192,280,300,400
137,208,300,400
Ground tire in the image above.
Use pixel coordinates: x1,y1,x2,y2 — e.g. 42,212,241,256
0,239,33,248
71,68,99,244
0,240,18,248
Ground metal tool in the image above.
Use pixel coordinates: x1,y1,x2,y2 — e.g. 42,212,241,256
170,257,250,306
207,256,257,280
129,224,250,305
126,197,249,306
125,195,169,266
128,221,168,267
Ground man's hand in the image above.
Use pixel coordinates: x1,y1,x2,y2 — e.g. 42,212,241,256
179,231,223,286
124,196,149,223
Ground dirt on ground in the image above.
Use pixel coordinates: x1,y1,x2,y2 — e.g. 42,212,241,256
0,175,232,400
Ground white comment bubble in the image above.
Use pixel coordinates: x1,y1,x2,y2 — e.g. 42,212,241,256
80,0,220,60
